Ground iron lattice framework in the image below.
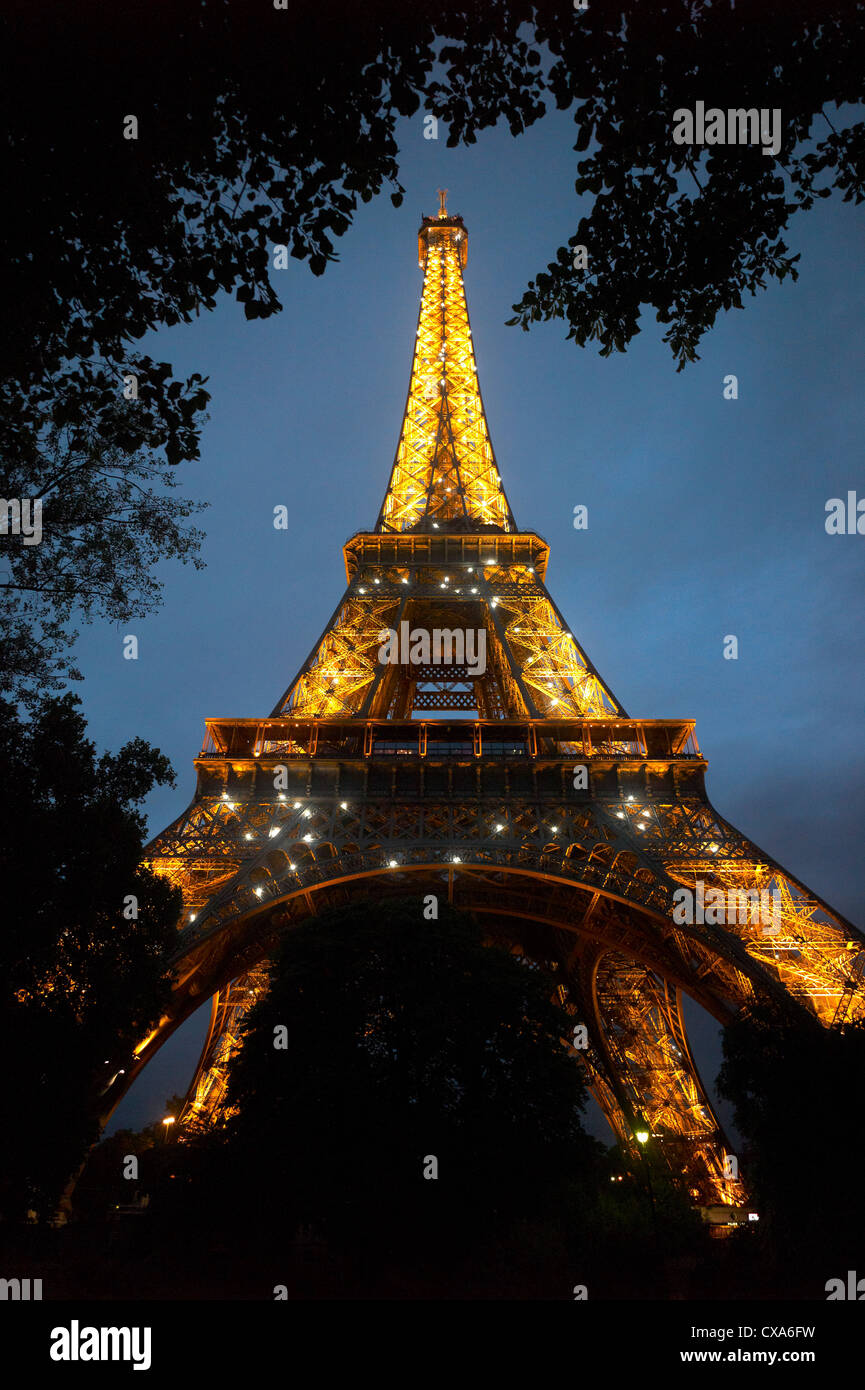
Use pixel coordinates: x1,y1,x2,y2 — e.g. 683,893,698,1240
108,194,865,1209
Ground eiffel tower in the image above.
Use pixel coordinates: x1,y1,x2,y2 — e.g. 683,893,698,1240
112,191,865,1209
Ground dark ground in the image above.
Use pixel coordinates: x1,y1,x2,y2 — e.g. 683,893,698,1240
0,1218,831,1302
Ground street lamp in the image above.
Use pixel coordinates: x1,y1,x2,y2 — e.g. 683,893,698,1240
633,1116,658,1239
161,1116,176,1144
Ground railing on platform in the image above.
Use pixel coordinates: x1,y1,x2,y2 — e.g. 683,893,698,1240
197,717,702,762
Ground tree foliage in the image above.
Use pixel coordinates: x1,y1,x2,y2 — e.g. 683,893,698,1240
501,0,865,366
4,1,862,449
0,694,182,1220
70,1095,187,1222
0,418,206,703
3,2,861,693
170,896,596,1253
717,999,865,1268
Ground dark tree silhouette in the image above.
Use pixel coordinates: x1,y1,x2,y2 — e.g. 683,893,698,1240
717,999,865,1275
5,4,862,411
0,420,206,704
0,694,182,1221
170,896,598,1259
2,2,862,699
502,0,864,366
70,1094,187,1222
3,0,861,454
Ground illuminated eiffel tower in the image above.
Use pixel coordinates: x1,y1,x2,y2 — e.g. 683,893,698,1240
110,192,865,1209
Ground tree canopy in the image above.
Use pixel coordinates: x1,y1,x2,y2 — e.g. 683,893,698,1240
4,1,862,455
0,421,206,704
2,2,861,699
168,896,597,1253
502,0,864,365
0,694,182,1220
717,999,865,1269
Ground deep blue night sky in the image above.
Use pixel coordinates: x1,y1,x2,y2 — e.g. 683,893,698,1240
73,106,865,1141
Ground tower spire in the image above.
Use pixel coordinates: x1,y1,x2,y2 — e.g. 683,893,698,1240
376,202,517,534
